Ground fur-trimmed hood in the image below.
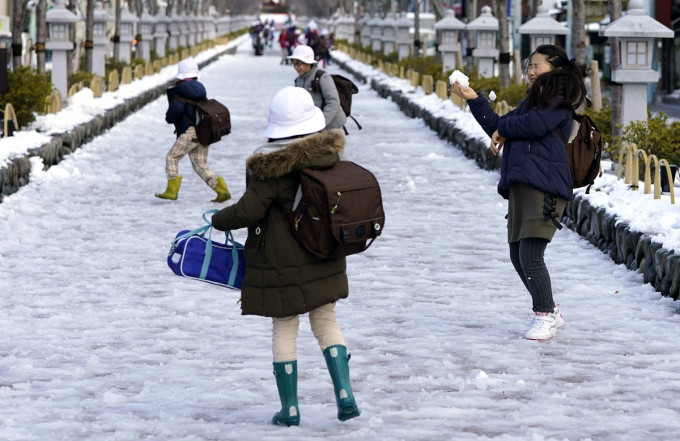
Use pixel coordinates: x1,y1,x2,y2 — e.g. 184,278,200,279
246,130,345,180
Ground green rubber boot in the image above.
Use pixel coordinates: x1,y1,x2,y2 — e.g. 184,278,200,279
323,345,361,421
154,176,182,200
272,361,300,426
211,176,231,203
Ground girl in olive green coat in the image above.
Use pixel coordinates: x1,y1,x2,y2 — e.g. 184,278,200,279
211,86,360,426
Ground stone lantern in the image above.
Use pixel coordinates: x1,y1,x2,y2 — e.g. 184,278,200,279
359,16,371,48
118,6,138,63
339,14,354,43
395,13,412,61
381,13,397,56
153,11,169,58
137,6,156,62
92,1,113,77
178,11,189,48
186,11,196,47
369,16,382,53
433,9,466,73
466,5,499,78
45,0,78,100
518,4,569,55
600,0,673,126
167,12,179,52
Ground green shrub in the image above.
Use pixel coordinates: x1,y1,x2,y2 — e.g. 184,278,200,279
68,71,95,89
619,111,680,166
0,66,54,129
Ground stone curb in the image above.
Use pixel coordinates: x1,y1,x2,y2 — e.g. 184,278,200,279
0,45,238,202
335,57,679,301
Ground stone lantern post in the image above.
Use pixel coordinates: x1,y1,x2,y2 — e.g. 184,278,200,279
153,11,169,58
466,5,499,78
381,13,397,56
45,0,78,100
518,4,569,55
118,6,138,63
369,16,382,53
92,1,113,77
137,6,156,62
601,0,673,126
433,9,466,73
395,13,412,61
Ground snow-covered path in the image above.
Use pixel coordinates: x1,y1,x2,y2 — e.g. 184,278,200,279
1,40,679,441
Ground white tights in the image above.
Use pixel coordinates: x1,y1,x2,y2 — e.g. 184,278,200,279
272,303,345,362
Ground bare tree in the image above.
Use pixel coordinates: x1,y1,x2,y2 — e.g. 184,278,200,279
493,0,511,87
11,0,30,69
36,0,47,74
571,0,586,68
607,0,622,142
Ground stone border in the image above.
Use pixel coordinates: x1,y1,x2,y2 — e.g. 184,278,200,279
0,45,238,201
336,57,680,301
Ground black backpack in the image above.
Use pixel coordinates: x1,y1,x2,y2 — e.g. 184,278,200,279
312,69,362,133
289,161,385,259
177,97,232,145
556,113,603,193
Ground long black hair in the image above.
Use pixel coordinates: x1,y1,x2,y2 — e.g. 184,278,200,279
523,45,587,112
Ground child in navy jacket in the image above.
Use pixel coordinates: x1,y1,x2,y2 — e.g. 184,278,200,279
155,58,230,202
452,45,587,340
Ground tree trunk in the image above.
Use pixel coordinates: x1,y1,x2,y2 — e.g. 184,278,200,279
67,0,77,76
114,0,121,60
571,0,586,69
84,0,95,73
608,0,623,143
413,0,420,57
11,0,29,69
494,0,510,87
36,0,47,74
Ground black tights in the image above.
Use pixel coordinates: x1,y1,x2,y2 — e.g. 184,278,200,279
509,238,555,313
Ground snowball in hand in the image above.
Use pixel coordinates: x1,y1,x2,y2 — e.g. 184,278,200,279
448,70,470,87
489,91,497,101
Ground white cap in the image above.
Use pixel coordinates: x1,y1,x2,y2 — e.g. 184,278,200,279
287,45,317,64
264,86,325,139
176,58,200,80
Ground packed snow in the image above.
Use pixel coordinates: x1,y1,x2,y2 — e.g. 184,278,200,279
448,69,470,87
0,37,679,441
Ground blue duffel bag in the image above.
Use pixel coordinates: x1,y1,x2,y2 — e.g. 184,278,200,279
167,209,245,290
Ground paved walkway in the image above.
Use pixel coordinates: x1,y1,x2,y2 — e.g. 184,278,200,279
0,39,679,441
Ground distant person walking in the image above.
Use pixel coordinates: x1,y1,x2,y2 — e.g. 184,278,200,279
155,58,231,202
451,45,588,340
211,86,361,426
288,45,346,132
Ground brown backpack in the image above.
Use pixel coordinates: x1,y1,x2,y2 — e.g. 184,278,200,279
290,161,385,259
177,97,232,146
556,113,603,193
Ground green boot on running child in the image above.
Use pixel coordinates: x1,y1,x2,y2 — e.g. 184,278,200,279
272,361,300,426
211,176,231,203
154,176,182,200
323,345,361,421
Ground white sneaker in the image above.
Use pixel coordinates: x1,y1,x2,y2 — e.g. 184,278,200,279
553,305,565,329
525,312,556,340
